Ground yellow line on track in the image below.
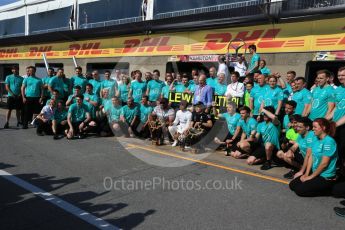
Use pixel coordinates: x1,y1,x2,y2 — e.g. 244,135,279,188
127,143,289,185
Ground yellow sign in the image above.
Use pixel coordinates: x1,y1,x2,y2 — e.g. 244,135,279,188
0,17,345,60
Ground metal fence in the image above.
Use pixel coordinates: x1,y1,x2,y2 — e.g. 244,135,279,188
31,26,70,35
282,0,345,11
79,16,143,29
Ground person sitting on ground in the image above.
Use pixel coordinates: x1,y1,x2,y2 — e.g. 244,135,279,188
36,99,56,136
120,97,139,138
52,100,68,139
66,94,91,139
168,100,192,148
66,85,82,107
138,95,153,138
277,117,315,179
247,106,281,170
232,106,258,159
184,102,213,153
213,102,241,156
105,97,123,137
289,118,338,197
152,98,175,143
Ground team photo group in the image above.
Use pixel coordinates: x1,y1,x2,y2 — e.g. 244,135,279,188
3,45,345,208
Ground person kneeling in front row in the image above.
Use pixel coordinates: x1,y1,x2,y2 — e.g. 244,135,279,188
289,118,338,197
36,99,56,136
66,94,91,139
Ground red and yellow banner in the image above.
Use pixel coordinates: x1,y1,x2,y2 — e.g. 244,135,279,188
0,17,345,60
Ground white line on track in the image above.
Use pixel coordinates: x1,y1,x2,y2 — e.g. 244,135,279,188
0,170,121,230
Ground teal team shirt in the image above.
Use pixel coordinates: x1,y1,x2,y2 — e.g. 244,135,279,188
42,76,53,97
188,83,197,93
309,85,335,120
283,114,290,130
53,109,67,123
63,78,71,96
83,93,99,119
264,86,284,110
283,83,293,99
71,75,88,93
214,82,227,96
206,77,217,89
5,74,23,96
222,112,241,135
101,98,112,112
259,67,271,76
296,131,315,157
147,80,165,101
291,88,312,115
331,85,345,122
250,84,269,115
118,84,130,103
256,121,281,149
89,79,102,96
108,105,122,122
130,81,147,103
121,105,139,123
139,104,153,123
68,103,89,122
249,53,260,73
49,76,65,98
161,85,171,99
101,79,117,98
175,84,188,93
311,135,338,178
23,76,43,97
237,117,257,138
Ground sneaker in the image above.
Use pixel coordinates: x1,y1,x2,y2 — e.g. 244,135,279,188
53,134,59,140
77,134,85,139
36,132,44,136
260,161,272,170
17,121,22,127
22,125,28,129
3,122,9,129
171,140,178,147
334,207,345,217
283,170,296,179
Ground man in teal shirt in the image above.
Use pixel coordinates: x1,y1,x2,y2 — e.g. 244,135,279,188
66,94,91,139
120,97,139,137
101,70,117,99
291,77,312,116
70,66,88,93
250,74,268,117
21,66,44,129
42,67,55,104
146,70,165,105
88,70,102,96
4,66,23,128
48,68,65,99
161,75,173,99
206,66,218,89
138,96,153,138
246,45,260,74
83,83,99,121
129,70,146,103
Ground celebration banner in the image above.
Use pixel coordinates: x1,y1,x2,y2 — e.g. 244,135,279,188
0,17,345,60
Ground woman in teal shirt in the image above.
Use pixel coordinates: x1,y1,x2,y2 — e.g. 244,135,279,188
290,118,338,197
117,75,131,105
262,76,284,116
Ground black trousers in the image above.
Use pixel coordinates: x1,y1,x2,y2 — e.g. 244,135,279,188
22,97,41,127
36,119,52,134
335,124,345,173
332,181,345,198
289,176,335,197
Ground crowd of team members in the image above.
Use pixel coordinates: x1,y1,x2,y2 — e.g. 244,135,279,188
3,47,345,202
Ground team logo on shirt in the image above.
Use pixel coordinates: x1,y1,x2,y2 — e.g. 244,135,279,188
337,99,345,109
312,99,320,108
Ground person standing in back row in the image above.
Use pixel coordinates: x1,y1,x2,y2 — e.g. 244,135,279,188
21,66,44,129
245,44,260,75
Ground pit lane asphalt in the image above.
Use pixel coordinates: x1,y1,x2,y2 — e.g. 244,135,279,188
0,110,344,230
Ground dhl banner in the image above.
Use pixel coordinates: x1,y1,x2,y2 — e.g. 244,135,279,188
1,17,345,60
